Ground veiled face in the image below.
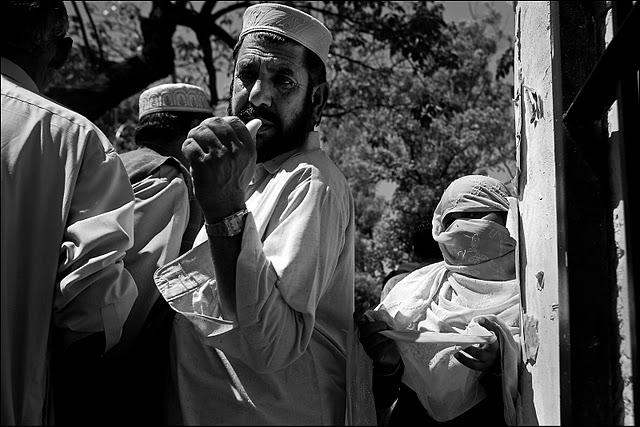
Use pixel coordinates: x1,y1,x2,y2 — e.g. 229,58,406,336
229,35,314,163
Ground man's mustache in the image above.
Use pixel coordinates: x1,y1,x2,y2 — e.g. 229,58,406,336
236,104,280,128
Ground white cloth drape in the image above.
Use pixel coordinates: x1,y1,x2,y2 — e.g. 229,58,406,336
374,175,522,423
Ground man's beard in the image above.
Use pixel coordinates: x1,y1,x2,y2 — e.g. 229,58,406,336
229,85,314,163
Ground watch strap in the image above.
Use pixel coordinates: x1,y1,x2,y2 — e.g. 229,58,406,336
205,208,248,237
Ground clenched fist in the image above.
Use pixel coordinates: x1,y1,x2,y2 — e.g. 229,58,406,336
182,117,261,223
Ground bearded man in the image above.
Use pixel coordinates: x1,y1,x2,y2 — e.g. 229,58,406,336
153,3,355,425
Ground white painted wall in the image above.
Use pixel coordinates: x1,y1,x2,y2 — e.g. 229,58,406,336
513,2,561,424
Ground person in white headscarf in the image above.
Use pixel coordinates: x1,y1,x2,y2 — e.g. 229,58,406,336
357,175,521,426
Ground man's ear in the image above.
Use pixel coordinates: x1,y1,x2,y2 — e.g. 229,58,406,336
50,36,72,69
311,82,329,127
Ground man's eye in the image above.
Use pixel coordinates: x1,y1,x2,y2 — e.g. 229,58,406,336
275,76,297,89
236,69,255,82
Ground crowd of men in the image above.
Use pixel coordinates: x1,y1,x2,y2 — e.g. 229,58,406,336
1,1,525,425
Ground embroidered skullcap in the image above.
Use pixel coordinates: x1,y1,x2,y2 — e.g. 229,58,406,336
138,83,212,119
239,3,332,67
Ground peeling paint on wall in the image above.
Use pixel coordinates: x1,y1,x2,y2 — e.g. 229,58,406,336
514,1,561,424
523,85,544,125
605,7,635,423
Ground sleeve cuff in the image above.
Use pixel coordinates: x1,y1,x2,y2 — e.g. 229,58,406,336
153,212,279,339
153,240,235,338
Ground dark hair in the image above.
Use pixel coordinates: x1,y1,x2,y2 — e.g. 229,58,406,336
135,111,211,146
1,1,68,57
232,31,327,88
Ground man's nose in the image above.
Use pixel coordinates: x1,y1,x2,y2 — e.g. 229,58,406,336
248,78,272,109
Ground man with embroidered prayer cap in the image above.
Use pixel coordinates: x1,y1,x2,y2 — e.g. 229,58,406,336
90,83,212,424
120,83,211,346
358,175,522,426
1,1,138,424
153,3,356,425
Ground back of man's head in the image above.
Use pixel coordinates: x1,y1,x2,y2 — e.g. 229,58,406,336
135,83,212,148
135,111,210,147
1,1,68,60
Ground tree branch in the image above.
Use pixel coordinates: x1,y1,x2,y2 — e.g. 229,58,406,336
210,1,250,21
70,1,93,61
172,6,237,48
47,0,177,119
82,1,104,62
200,0,217,16
331,52,378,71
196,30,218,105
207,21,236,48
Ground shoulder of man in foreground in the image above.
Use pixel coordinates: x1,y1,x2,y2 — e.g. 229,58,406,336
3,71,139,351
2,72,115,154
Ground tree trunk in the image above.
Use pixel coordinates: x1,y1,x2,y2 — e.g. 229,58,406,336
46,2,177,121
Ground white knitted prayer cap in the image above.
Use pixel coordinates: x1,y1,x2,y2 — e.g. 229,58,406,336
139,83,212,119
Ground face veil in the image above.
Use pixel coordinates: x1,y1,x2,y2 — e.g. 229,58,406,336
432,175,516,281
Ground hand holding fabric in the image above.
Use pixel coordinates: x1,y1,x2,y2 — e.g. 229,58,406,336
355,310,402,374
454,317,501,373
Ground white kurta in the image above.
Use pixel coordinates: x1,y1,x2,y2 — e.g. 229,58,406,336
1,57,138,425
119,162,190,349
154,133,355,425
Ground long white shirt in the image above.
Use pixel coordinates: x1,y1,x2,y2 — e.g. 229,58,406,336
118,155,190,349
1,57,138,425
154,133,355,425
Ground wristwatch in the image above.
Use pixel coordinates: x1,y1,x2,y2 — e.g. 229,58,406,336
205,208,248,237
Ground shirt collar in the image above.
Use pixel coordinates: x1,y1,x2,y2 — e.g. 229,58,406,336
260,131,321,175
1,57,40,94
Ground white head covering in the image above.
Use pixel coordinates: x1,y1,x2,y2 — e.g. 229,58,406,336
138,83,212,119
372,174,521,423
239,3,332,67
432,174,511,235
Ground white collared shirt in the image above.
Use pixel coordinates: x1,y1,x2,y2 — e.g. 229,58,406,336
1,57,138,425
155,132,356,425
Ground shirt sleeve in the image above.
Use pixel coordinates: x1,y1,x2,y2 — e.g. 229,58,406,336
54,130,138,351
118,165,190,347
128,164,190,267
155,167,349,372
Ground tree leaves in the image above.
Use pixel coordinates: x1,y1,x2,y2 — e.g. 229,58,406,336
46,1,515,312
316,2,515,311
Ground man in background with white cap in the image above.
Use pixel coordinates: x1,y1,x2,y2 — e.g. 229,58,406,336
95,83,211,424
119,83,210,348
154,3,355,425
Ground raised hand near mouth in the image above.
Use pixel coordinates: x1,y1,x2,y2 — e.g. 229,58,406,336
182,117,261,223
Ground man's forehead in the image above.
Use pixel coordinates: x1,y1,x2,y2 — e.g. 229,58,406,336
236,37,306,68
